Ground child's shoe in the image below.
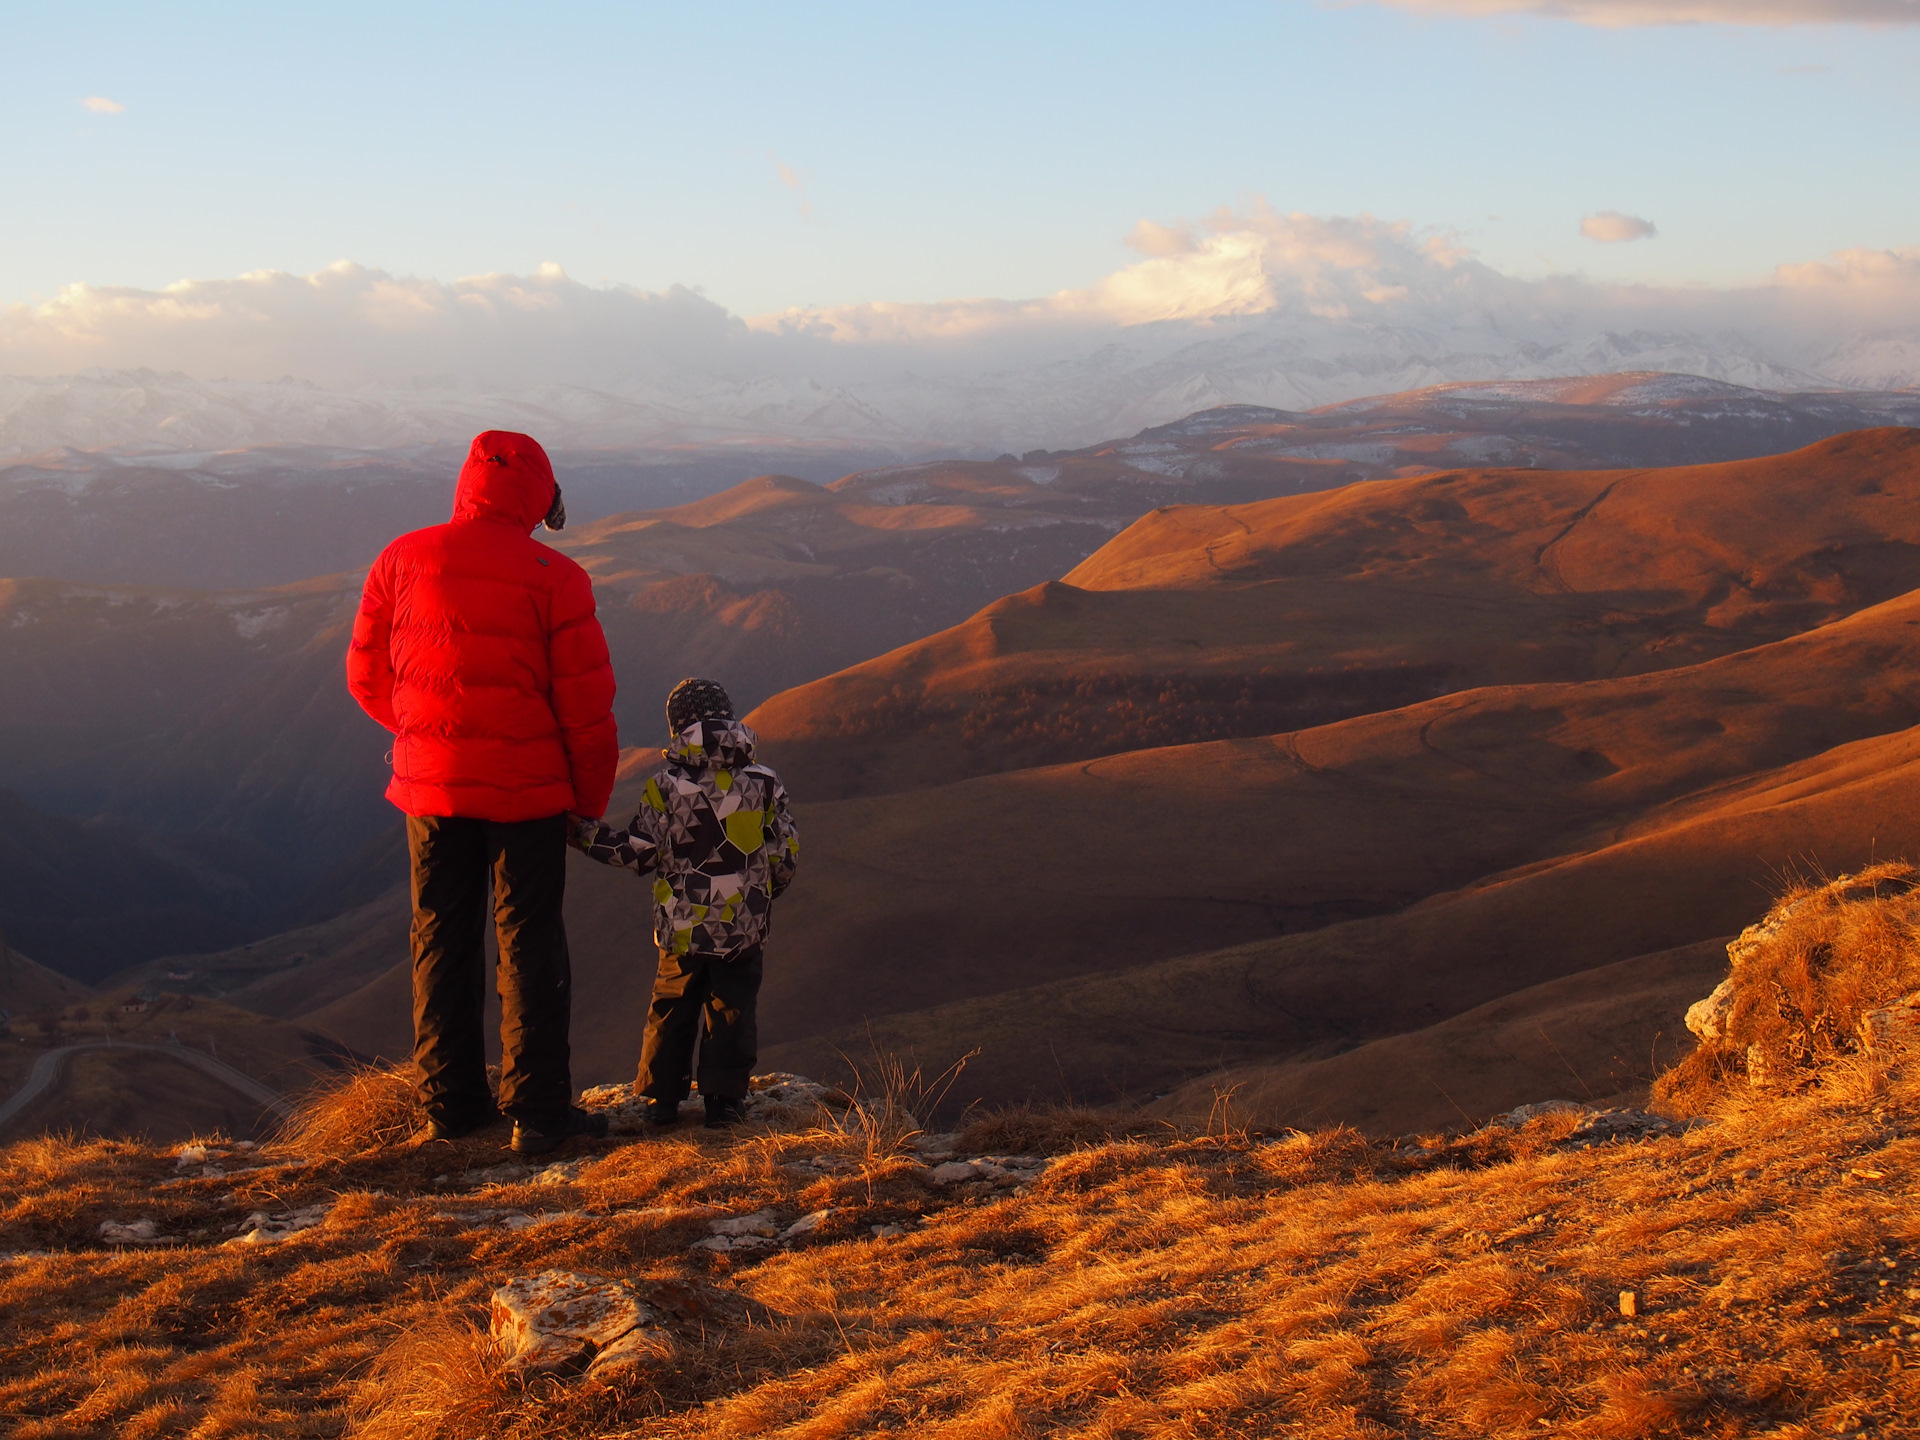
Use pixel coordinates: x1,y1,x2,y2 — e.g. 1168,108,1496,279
704,1095,747,1129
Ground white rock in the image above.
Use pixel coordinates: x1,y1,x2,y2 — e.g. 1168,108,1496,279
99,1218,158,1243
1483,1100,1590,1130
1860,992,1920,1055
1686,978,1738,1043
588,1323,673,1377
490,1270,669,1375
579,1072,846,1136
930,1160,984,1184
870,1224,905,1239
708,1209,782,1238
782,1209,831,1239
744,1072,845,1125
691,1233,776,1254
225,1202,331,1246
576,1085,653,1135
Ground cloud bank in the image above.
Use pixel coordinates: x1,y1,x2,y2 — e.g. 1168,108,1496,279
1581,211,1659,243
2,204,1918,453
1370,0,1920,24
81,96,125,115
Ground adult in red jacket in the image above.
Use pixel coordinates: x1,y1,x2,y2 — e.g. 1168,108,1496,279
348,431,617,1154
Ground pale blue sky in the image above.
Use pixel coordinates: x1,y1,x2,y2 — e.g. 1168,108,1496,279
4,0,1917,315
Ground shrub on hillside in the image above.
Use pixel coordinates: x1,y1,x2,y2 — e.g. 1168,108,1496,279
1656,861,1920,1113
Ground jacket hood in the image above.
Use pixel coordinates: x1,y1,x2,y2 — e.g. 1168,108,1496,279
452,431,557,531
666,718,759,772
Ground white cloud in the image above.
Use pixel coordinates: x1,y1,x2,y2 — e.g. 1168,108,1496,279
1368,0,1919,23
759,205,1489,340
0,261,743,389
3,206,1919,455
1123,220,1197,257
1581,211,1659,243
81,96,126,114
769,154,812,221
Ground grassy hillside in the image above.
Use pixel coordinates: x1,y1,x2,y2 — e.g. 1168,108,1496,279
2,874,1917,1437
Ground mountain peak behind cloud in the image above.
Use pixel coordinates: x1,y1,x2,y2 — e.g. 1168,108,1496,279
2,208,1917,457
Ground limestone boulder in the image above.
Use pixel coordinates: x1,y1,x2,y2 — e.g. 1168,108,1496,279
1685,978,1737,1043
1861,992,1920,1056
489,1270,670,1376
579,1071,846,1135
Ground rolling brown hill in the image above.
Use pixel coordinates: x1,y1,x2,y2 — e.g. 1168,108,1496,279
267,429,1920,1134
749,428,1920,799
745,582,1920,1111
797,709,1920,1132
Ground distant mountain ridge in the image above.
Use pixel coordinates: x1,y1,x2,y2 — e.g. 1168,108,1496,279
3,310,1915,457
8,371,1917,591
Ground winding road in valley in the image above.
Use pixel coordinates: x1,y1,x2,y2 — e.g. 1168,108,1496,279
0,1041,291,1132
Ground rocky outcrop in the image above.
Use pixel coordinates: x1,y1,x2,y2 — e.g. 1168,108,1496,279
1861,993,1920,1056
489,1270,671,1377
1684,979,1736,1044
1663,866,1920,1107
578,1072,848,1134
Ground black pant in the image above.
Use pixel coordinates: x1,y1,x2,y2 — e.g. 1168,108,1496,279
407,813,572,1127
636,946,762,1103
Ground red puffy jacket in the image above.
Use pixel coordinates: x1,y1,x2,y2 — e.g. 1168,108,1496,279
347,431,618,821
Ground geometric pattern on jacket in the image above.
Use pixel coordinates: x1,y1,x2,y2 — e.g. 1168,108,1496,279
570,718,798,959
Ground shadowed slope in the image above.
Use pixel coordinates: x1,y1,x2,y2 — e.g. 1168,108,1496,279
767,715,1920,1126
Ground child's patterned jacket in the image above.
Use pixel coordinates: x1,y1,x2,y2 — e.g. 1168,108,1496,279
570,718,798,957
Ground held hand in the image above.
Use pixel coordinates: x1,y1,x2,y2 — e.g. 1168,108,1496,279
563,811,601,850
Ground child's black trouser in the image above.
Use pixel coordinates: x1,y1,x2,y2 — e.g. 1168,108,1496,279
636,946,763,1103
407,812,573,1129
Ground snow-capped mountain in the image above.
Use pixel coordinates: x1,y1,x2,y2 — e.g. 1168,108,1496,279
3,316,1910,463
5,215,1914,458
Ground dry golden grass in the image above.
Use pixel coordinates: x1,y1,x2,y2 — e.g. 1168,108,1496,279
5,887,1919,1437
347,1316,519,1440
274,1063,423,1160
1658,862,1920,1113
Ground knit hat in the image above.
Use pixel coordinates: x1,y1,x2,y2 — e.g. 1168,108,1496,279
667,678,734,734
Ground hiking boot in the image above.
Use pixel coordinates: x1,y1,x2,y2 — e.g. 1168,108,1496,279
645,1099,681,1128
511,1106,611,1157
704,1095,748,1129
424,1106,505,1142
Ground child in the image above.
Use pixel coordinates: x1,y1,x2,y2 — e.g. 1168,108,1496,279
568,678,799,1128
